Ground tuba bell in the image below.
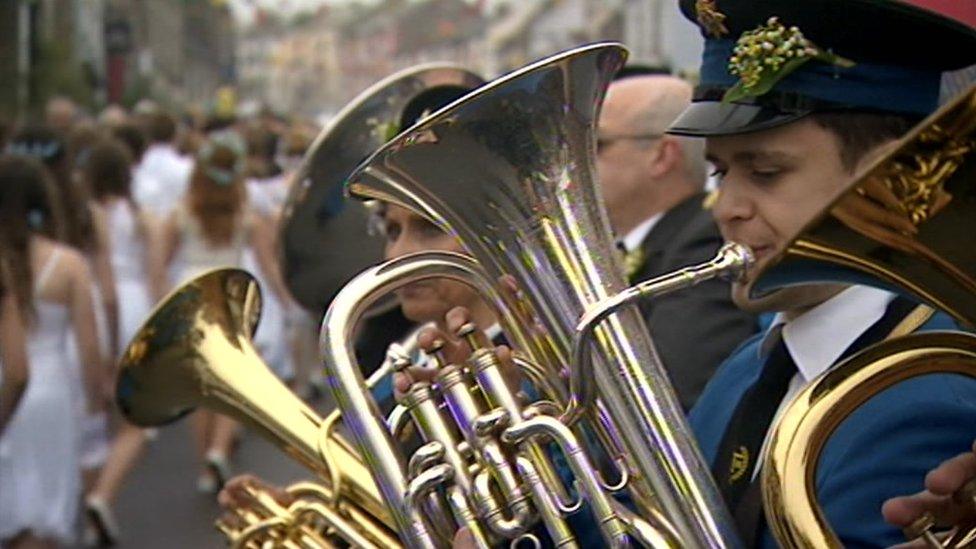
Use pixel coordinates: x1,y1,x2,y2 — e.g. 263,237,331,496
116,268,399,548
279,63,483,316
751,84,976,546
324,42,750,547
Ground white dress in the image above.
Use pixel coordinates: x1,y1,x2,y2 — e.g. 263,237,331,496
0,250,81,544
246,175,294,381
172,203,247,285
107,201,154,350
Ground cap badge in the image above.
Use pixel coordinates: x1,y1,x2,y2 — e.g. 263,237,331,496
724,17,855,103
729,446,750,483
696,0,728,37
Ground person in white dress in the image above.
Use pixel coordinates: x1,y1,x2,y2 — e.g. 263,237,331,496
9,125,118,358
79,138,168,546
161,130,291,493
244,126,312,383
8,126,118,491
0,155,104,549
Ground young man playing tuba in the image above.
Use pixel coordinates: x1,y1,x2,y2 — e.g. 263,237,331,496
432,1,976,546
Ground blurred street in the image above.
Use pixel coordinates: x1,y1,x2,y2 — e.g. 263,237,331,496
77,408,323,549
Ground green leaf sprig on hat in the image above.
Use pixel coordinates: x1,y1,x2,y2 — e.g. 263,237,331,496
723,17,855,104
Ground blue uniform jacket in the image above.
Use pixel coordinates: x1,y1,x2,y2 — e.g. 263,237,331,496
689,311,976,548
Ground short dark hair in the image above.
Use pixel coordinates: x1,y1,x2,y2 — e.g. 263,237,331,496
398,85,473,130
147,112,177,143
810,111,921,171
111,123,148,163
613,64,673,81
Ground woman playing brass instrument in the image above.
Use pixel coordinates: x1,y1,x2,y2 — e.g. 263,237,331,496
217,83,498,533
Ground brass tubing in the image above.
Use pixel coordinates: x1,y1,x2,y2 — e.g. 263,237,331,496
436,364,535,537
565,242,754,425
502,415,631,548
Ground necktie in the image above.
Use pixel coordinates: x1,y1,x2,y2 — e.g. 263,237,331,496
712,331,796,511
616,241,645,280
715,296,919,544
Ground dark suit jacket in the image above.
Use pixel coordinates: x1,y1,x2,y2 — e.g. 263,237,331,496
629,192,759,410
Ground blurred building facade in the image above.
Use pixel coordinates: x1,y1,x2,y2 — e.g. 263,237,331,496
0,0,237,121
0,0,108,119
235,0,704,121
238,0,485,119
107,0,237,109
487,0,701,74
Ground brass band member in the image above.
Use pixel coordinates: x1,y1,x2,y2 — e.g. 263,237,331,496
217,83,497,517
664,1,976,546
434,1,976,547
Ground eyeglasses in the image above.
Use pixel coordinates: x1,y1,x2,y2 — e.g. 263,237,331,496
595,133,663,153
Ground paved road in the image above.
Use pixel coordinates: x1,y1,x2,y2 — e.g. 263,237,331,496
81,398,331,549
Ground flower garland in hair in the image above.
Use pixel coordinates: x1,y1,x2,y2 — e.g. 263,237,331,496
723,17,854,103
198,130,246,186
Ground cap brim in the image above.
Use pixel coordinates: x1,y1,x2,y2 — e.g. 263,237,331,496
667,100,812,137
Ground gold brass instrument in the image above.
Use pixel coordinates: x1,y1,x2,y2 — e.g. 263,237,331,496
322,42,752,548
118,64,485,548
750,84,976,547
116,268,399,548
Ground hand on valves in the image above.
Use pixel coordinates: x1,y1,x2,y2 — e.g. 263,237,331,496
392,306,523,401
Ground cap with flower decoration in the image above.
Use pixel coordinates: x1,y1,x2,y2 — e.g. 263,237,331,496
668,0,976,136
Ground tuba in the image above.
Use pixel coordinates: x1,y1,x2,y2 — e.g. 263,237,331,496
323,42,751,547
279,63,483,316
751,84,976,546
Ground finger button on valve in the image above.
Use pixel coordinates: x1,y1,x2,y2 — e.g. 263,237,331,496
392,354,413,374
903,512,941,547
457,322,489,351
473,408,511,437
428,338,449,369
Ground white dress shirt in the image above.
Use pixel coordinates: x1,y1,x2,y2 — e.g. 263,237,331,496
619,213,664,253
751,285,896,478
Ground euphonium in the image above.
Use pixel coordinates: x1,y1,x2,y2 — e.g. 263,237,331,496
750,84,976,546
116,268,399,548
324,43,750,547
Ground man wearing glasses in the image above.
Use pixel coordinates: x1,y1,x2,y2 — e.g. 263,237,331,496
596,74,759,410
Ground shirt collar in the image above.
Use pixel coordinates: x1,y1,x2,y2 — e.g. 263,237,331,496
620,213,664,252
758,285,896,382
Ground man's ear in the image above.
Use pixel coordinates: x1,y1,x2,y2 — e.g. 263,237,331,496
647,137,681,179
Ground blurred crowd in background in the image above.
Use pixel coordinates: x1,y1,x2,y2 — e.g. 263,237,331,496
0,95,325,548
